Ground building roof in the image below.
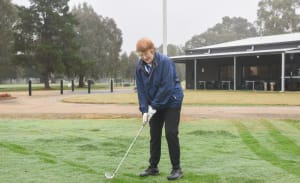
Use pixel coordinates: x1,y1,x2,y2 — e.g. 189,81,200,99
171,48,292,61
190,32,300,51
172,32,300,61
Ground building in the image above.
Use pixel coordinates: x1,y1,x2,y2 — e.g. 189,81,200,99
171,33,300,91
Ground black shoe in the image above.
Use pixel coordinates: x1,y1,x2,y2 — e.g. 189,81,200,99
167,168,183,180
139,167,159,177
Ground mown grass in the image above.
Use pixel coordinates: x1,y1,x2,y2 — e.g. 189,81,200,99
62,90,300,106
0,119,299,183
0,83,112,92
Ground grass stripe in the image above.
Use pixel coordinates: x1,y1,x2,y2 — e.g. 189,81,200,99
234,121,300,177
262,120,300,156
0,142,29,155
0,142,96,174
283,119,300,130
63,160,97,174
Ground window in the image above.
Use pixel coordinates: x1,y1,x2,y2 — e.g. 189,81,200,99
220,65,233,80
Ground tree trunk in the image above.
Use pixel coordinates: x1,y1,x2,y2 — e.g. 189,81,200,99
43,74,50,89
79,75,85,88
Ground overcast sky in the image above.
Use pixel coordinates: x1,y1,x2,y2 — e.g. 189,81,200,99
12,0,261,53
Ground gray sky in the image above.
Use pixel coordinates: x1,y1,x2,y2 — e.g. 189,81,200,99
12,0,261,53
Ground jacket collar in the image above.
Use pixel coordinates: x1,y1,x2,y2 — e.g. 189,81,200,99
139,52,159,73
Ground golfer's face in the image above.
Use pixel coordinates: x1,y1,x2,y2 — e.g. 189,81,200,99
139,49,154,64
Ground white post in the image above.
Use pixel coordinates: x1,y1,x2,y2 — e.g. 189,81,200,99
233,56,236,90
281,52,285,92
163,0,167,55
194,59,197,90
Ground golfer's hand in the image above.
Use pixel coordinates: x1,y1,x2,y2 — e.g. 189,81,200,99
148,106,156,120
142,113,148,125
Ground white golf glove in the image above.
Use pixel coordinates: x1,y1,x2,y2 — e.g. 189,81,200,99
148,106,156,120
142,113,148,125
142,106,157,125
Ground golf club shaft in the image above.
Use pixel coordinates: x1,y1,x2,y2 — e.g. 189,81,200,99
111,123,146,176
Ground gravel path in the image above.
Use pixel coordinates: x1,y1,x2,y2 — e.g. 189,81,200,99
1,90,300,120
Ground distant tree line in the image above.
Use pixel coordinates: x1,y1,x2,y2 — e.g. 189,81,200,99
0,0,299,88
185,0,300,49
0,0,18,82
1,0,122,88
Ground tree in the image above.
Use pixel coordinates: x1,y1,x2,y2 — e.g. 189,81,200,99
0,0,17,82
185,16,258,49
71,3,100,87
102,18,122,79
157,44,185,81
119,51,138,80
72,3,122,87
157,44,184,57
119,52,129,78
256,0,300,35
13,0,78,89
127,52,138,79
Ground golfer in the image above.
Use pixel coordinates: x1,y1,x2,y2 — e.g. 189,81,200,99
135,38,184,180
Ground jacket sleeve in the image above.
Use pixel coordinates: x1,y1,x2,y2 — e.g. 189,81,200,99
151,58,174,109
136,65,148,113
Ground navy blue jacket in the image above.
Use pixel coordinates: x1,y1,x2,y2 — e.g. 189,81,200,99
136,52,183,113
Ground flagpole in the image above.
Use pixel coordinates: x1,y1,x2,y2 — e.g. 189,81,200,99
163,0,167,55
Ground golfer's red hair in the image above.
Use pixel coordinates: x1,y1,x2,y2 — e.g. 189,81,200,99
136,38,155,52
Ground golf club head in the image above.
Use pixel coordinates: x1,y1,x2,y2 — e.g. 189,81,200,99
104,172,114,179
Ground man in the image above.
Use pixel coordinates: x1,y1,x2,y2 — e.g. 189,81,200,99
135,38,184,180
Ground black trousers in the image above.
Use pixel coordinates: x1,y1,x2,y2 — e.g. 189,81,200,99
148,107,181,170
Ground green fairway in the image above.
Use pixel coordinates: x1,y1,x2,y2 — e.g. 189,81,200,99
0,119,300,183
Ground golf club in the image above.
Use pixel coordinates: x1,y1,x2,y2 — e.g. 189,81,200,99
104,121,147,179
